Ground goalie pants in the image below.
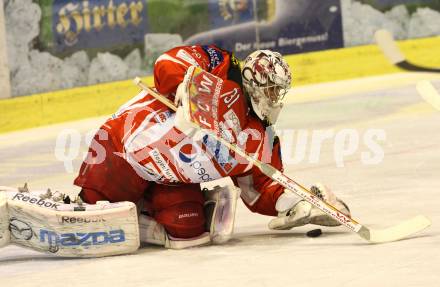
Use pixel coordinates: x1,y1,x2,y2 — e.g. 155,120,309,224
80,183,205,239
75,129,205,239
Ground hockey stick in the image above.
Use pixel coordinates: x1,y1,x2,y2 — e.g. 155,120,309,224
374,29,440,73
133,77,431,244
416,80,440,111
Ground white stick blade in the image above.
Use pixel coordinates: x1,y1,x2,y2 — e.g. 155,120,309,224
374,29,405,64
366,215,431,243
416,80,440,111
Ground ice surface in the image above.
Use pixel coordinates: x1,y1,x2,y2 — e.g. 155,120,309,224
88,52,129,85
342,1,408,46
144,33,183,68
63,51,91,87
0,74,439,286
4,0,40,75
341,0,440,46
408,8,440,38
124,49,146,79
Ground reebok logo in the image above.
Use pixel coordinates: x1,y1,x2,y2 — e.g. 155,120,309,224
60,216,106,224
12,193,60,209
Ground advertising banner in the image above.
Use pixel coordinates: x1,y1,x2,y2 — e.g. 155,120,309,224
37,0,344,59
188,0,344,58
38,0,149,56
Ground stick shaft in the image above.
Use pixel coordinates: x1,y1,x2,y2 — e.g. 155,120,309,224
134,77,177,111
133,77,363,232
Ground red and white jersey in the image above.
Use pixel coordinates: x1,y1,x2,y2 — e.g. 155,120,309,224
75,45,285,216
102,87,264,184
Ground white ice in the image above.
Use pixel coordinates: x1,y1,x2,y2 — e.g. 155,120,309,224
0,73,439,286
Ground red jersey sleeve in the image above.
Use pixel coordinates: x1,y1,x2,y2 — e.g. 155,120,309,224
234,127,285,216
153,45,236,98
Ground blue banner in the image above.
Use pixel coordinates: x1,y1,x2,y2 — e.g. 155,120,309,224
208,0,255,28
51,0,149,54
186,0,344,59
39,0,343,60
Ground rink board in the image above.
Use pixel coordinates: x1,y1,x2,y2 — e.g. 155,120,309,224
0,36,440,134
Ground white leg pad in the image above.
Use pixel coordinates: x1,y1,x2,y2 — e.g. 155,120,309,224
0,193,10,247
138,214,167,246
165,232,211,249
1,188,140,257
139,214,210,249
201,177,241,244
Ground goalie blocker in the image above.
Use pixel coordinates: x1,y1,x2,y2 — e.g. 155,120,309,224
0,187,139,257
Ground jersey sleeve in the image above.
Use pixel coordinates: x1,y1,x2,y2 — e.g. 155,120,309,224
234,131,285,216
153,47,201,96
153,45,236,98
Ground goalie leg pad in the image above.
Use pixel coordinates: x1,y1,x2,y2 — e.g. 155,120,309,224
138,214,210,249
0,193,10,247
201,177,241,244
2,188,140,257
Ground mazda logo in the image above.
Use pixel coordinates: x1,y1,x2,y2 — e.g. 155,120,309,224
9,218,33,240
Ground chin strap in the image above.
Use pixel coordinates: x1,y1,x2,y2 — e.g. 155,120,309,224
250,96,283,125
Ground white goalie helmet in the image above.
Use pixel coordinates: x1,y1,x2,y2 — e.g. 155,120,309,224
241,50,291,124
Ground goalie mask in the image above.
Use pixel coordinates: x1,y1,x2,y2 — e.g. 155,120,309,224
241,50,291,124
